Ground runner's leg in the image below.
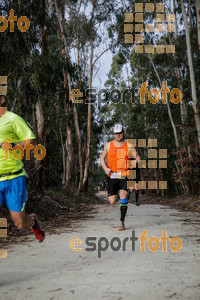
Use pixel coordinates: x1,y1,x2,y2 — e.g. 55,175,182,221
10,210,45,242
108,178,118,204
117,186,128,230
108,178,127,229
5,176,45,242
119,189,128,199
119,189,128,225
108,195,118,205
9,210,34,230
135,183,140,206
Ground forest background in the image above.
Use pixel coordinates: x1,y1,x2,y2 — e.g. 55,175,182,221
0,0,200,207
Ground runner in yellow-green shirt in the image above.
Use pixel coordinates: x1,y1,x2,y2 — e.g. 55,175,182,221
0,95,45,242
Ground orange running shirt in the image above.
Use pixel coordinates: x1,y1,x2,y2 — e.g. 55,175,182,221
107,140,129,173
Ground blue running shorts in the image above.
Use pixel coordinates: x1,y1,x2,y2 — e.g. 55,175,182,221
0,176,27,212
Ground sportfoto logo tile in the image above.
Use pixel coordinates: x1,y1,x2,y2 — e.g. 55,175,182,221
0,76,7,95
0,10,30,33
69,237,84,251
69,230,182,258
124,2,175,53
118,138,167,190
69,81,182,105
0,76,8,116
2,138,46,161
0,218,7,259
69,89,83,103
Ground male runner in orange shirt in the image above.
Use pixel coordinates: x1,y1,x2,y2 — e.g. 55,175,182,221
100,124,141,230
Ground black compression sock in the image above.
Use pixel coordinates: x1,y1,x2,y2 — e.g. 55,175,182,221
135,190,139,202
120,205,128,222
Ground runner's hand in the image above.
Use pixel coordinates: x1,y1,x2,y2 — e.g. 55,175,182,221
104,167,111,175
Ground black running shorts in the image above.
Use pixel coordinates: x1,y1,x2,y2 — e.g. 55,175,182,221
108,164,141,196
108,177,128,196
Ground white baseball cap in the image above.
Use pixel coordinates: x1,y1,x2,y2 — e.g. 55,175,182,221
114,124,125,133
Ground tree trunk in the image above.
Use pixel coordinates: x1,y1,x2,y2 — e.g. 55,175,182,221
188,0,192,33
172,0,191,159
147,54,179,148
77,38,82,86
35,99,44,140
75,104,84,194
172,1,188,127
180,0,200,146
195,0,200,50
147,53,187,193
34,0,47,186
36,0,46,140
75,38,84,195
82,1,96,190
59,0,83,190
60,126,66,184
82,37,93,189
54,0,74,187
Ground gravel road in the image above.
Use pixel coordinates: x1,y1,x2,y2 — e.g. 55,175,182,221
0,192,200,300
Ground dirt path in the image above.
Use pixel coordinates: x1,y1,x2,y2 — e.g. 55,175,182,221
0,191,200,300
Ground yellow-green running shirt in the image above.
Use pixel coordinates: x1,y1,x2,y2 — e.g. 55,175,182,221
0,111,36,181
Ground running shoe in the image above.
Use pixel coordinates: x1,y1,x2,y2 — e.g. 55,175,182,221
30,213,45,242
135,201,140,206
118,221,125,231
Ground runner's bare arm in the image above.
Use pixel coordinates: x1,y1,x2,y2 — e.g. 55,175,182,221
100,143,111,175
127,145,147,170
127,146,141,161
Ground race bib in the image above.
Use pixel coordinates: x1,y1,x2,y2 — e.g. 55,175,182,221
110,172,119,179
